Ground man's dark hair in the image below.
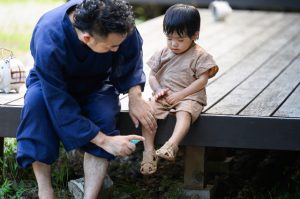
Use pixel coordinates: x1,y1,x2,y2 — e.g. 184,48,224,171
163,4,201,38
73,0,135,37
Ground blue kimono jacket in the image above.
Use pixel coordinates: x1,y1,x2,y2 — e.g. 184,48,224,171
25,0,145,150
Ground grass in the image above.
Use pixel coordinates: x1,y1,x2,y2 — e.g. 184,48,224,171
0,138,73,198
0,32,32,54
0,1,64,61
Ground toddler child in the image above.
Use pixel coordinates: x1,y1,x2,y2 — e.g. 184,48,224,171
140,4,219,175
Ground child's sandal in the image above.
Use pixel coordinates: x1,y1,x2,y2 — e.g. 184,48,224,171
156,141,178,161
140,150,159,175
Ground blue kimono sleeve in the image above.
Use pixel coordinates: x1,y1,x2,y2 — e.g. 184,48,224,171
30,27,100,151
110,28,146,94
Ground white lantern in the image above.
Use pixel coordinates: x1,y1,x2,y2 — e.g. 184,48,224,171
0,48,26,93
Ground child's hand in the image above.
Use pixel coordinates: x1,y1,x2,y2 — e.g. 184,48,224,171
156,97,171,106
166,91,184,105
154,88,170,101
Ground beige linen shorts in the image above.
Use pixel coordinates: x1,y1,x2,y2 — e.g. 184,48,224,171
149,98,204,123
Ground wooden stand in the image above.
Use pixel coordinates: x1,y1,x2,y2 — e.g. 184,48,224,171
183,146,215,199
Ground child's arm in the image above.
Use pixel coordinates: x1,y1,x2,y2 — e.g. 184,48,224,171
149,71,170,105
166,71,209,105
149,71,169,99
149,70,162,94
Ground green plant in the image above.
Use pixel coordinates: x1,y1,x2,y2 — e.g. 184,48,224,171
1,139,20,182
14,180,38,198
52,147,72,189
0,179,13,198
52,162,69,189
4,138,16,156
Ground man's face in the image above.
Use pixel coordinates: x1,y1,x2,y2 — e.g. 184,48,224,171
86,32,127,53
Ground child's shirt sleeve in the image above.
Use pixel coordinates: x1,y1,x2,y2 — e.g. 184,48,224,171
146,49,164,73
194,53,219,79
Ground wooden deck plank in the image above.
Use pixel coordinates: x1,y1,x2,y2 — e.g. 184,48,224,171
205,19,300,113
0,86,25,104
207,13,297,82
200,12,283,50
5,98,24,106
207,13,297,83
240,51,300,117
207,32,300,115
203,13,285,59
200,10,266,46
0,92,24,105
153,114,300,150
274,84,300,117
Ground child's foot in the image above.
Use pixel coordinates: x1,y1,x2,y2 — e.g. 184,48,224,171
156,141,178,161
140,150,159,175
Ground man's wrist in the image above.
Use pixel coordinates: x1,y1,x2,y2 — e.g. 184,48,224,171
128,85,142,98
91,131,106,146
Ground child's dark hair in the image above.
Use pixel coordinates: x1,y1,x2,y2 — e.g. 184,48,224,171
163,4,200,38
73,0,135,37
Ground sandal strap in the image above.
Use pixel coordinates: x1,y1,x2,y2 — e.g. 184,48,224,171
140,150,158,175
141,150,158,163
156,141,178,160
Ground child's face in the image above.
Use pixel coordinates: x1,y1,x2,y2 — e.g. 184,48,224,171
166,32,195,54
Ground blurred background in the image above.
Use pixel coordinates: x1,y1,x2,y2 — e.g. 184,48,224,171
1,0,300,198
2,0,300,66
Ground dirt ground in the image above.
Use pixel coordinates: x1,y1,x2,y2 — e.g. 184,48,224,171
67,145,300,199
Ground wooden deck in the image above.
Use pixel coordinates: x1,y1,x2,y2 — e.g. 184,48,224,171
1,9,300,151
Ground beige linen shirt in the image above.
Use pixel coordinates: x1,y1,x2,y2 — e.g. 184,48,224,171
147,44,218,106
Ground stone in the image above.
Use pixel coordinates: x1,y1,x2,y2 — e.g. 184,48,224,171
68,175,114,199
182,184,215,199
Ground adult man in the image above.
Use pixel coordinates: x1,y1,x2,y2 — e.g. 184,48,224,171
16,0,156,198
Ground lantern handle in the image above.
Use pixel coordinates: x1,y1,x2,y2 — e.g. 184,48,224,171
0,48,14,60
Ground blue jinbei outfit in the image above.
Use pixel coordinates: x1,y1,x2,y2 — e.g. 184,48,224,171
16,0,145,168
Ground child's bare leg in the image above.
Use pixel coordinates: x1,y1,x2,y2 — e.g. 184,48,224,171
156,111,191,160
32,161,56,199
140,125,158,175
142,125,156,152
168,111,191,146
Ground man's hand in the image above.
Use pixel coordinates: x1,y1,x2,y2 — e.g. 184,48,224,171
128,85,157,133
91,132,145,156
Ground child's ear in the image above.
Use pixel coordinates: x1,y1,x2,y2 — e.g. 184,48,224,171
192,31,200,40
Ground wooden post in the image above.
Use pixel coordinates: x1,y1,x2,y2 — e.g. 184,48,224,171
184,146,206,189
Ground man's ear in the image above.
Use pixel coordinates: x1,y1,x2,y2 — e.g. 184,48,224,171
81,33,92,44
